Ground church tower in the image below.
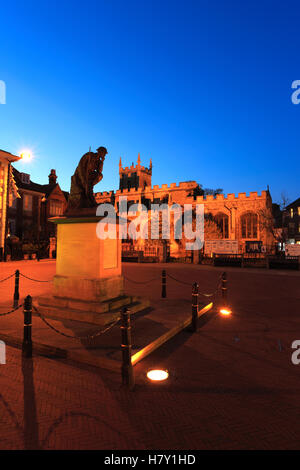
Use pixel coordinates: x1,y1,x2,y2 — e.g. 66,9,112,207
119,154,152,191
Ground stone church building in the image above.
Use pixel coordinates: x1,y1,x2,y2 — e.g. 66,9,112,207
95,154,274,258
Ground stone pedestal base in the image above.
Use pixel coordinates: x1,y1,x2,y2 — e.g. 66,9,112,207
37,217,149,324
38,293,149,325
53,274,124,302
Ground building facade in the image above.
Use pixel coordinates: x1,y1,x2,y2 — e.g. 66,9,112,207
7,168,68,242
95,155,274,257
0,150,21,259
283,198,300,244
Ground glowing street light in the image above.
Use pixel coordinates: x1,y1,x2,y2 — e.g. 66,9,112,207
146,369,169,382
20,150,32,162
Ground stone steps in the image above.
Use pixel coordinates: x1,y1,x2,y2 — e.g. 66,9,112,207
37,294,150,325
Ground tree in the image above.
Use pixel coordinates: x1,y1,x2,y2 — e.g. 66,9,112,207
193,185,224,197
203,188,223,196
258,192,290,252
204,216,223,240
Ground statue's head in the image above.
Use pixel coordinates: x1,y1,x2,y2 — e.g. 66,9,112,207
97,147,108,159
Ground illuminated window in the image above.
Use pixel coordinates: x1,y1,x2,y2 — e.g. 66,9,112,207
291,208,294,218
298,207,300,216
240,212,258,239
214,212,229,239
23,194,32,212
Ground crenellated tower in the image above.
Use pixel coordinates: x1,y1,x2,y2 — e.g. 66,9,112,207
119,153,152,191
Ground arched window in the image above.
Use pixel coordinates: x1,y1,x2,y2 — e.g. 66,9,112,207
240,212,258,239
214,212,229,239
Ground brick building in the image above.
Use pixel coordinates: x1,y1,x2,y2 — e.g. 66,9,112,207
95,155,274,257
0,150,21,259
283,198,300,244
8,168,68,241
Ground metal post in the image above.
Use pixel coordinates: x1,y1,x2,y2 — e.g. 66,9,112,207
161,269,167,298
191,282,199,332
13,269,20,308
22,295,32,358
221,272,227,304
121,307,134,390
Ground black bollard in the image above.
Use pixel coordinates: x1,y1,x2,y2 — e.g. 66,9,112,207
191,282,199,332
22,295,32,358
121,307,134,390
221,272,227,304
161,269,167,298
13,269,20,309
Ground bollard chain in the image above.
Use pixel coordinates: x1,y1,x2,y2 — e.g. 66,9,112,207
0,273,15,283
123,274,159,284
0,304,23,317
19,273,51,283
32,305,120,341
166,272,191,286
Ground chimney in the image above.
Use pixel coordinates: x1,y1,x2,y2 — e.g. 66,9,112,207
48,169,57,185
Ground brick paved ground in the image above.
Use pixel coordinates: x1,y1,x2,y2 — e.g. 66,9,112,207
0,260,300,449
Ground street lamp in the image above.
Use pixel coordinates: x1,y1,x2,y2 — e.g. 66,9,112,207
20,150,32,162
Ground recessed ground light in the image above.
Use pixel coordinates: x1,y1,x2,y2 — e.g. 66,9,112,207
146,369,169,382
219,307,232,316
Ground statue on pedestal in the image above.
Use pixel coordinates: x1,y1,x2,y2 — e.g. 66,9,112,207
65,146,107,215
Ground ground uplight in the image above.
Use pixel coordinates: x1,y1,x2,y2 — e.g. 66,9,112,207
219,307,232,316
146,369,169,382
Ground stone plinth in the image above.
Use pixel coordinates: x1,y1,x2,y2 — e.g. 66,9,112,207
53,217,123,301
38,216,149,325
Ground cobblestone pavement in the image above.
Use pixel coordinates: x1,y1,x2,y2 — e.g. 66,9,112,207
0,260,300,449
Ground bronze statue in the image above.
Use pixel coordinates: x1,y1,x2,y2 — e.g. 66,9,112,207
65,146,107,215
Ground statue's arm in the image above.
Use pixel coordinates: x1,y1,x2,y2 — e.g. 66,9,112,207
92,156,104,185
93,172,103,185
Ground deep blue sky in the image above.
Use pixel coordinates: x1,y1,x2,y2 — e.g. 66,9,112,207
0,0,299,203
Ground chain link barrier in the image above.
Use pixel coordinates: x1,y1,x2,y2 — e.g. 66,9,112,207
123,274,160,285
0,271,51,283
167,271,222,298
166,272,192,286
0,303,23,317
19,272,51,283
32,305,120,341
198,278,223,298
124,269,222,298
0,273,15,283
